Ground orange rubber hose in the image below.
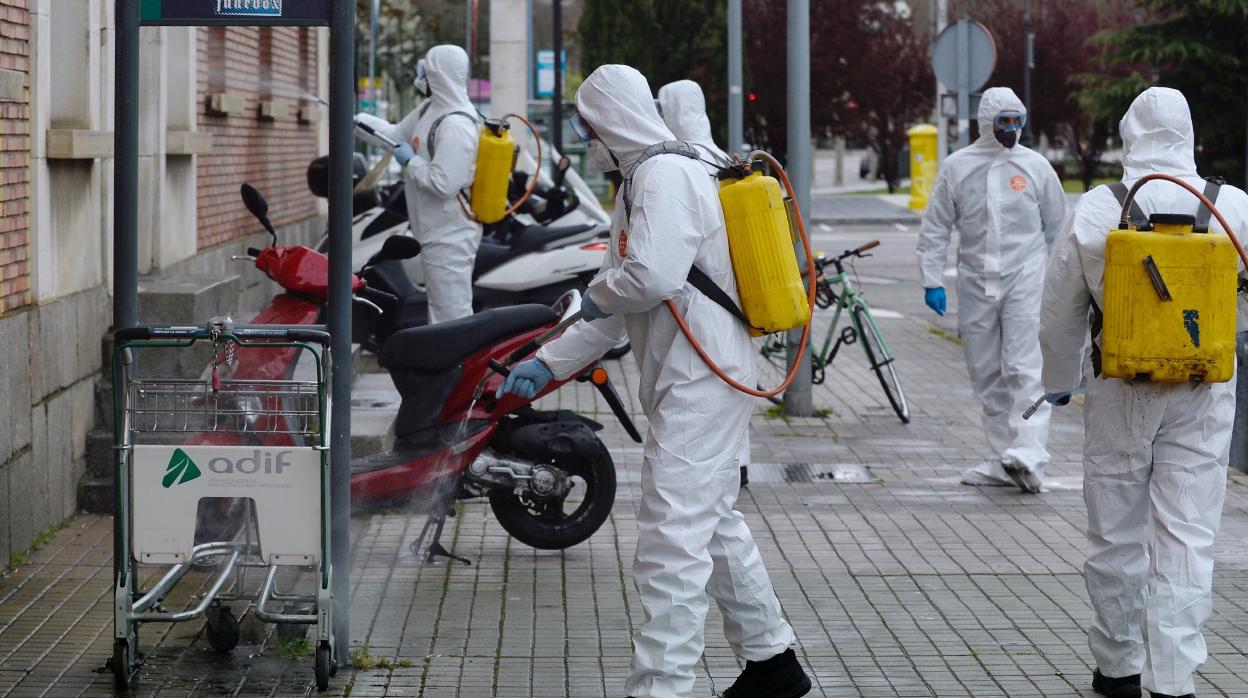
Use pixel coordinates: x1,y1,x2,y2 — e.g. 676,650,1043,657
1122,173,1248,268
664,150,818,399
459,113,543,223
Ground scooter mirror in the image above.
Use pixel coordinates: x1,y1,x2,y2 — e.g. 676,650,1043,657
363,235,422,270
240,183,277,245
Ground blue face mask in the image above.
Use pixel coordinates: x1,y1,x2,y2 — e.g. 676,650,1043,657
992,110,1025,149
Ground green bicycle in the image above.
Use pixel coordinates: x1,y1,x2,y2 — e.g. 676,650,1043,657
760,240,910,423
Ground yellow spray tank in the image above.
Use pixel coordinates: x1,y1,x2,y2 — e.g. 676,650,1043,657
716,166,811,337
470,118,519,224
1102,208,1239,383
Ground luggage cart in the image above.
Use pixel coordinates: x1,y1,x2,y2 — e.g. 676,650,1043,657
109,320,335,689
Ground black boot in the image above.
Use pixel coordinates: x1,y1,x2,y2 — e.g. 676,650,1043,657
717,648,812,698
1092,669,1141,698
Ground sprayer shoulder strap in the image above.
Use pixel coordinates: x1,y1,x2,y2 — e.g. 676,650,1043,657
621,141,703,222
1106,181,1151,229
620,141,758,331
426,110,479,160
686,265,755,328
1195,176,1224,233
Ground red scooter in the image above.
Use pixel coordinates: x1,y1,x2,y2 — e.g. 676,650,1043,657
227,184,640,560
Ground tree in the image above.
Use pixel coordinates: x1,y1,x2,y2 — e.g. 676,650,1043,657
576,1,728,141
951,0,1140,189
835,3,933,192
1079,0,1248,187
743,0,930,190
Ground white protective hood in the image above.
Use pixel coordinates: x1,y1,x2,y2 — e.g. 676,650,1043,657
974,86,1027,150
657,80,729,164
1120,86,1199,181
574,65,674,171
423,44,475,114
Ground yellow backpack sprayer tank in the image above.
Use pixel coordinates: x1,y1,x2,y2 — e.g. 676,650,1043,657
1101,177,1244,383
470,119,518,224
620,143,816,399
360,111,541,225
716,167,811,336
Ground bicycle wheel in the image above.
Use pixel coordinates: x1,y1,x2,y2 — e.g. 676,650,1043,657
851,304,910,423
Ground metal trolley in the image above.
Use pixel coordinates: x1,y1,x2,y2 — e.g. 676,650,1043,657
109,320,335,689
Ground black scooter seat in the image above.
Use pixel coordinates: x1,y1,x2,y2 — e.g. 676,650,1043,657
510,223,595,256
379,304,559,373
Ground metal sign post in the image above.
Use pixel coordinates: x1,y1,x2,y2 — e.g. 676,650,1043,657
115,0,354,668
931,19,995,150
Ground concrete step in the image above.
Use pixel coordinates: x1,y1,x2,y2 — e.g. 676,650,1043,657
78,477,113,514
84,429,113,479
349,372,398,458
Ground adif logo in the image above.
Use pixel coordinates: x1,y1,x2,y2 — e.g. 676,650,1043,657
162,448,202,488
207,450,293,475
216,0,282,16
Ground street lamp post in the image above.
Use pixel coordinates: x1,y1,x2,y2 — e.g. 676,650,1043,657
785,0,813,417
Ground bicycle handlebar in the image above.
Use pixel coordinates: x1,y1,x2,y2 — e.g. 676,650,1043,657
815,240,882,269
115,324,332,346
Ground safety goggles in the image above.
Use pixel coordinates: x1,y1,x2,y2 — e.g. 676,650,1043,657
415,59,427,83
569,112,595,143
993,110,1026,131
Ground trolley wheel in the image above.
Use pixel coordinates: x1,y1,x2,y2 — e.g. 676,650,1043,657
205,605,240,653
314,642,332,690
111,638,135,689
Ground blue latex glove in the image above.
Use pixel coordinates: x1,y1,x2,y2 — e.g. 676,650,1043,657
1044,391,1072,406
392,142,416,167
580,293,611,321
924,287,947,316
496,359,554,399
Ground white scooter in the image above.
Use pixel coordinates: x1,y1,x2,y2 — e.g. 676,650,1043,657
307,133,624,355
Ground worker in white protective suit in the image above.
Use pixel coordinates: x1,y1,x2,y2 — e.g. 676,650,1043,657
496,65,809,698
355,44,480,323
657,79,732,167
1040,86,1248,698
916,86,1067,493
656,78,755,487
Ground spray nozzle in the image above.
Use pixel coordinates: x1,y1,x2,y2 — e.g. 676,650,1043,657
484,118,510,137
715,160,756,182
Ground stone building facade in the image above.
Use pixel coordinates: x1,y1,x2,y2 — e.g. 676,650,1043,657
0,1,329,566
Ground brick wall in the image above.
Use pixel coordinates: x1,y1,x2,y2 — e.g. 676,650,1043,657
0,0,29,314
196,26,321,249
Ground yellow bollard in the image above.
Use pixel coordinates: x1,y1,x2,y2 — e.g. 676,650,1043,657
907,124,939,212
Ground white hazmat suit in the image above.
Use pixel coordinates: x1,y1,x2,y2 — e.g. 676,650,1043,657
1039,87,1248,697
657,80,731,167
355,44,480,323
536,65,795,698
917,87,1067,487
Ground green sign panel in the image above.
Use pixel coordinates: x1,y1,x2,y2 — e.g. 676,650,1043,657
140,0,332,26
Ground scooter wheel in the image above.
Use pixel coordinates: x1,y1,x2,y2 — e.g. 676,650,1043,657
488,436,615,550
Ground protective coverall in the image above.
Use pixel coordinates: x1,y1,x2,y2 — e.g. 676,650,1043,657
916,87,1067,487
657,80,732,167
355,44,480,323
536,65,796,698
1039,86,1248,697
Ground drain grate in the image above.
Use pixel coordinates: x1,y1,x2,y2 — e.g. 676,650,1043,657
745,462,879,484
